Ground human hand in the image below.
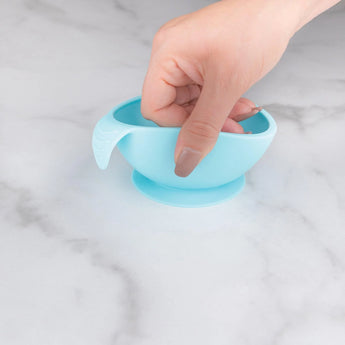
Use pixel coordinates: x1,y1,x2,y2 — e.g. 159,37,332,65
141,0,305,177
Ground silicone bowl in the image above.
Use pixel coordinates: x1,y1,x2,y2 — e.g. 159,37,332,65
92,96,276,207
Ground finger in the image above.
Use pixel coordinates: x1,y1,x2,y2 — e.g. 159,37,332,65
141,57,194,126
230,106,262,122
221,117,245,133
141,73,189,126
180,96,198,114
174,75,241,177
229,97,256,117
175,84,201,105
222,98,262,132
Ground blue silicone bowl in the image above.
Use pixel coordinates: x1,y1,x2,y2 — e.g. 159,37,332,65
93,96,277,207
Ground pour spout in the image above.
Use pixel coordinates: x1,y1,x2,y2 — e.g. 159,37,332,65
92,112,133,170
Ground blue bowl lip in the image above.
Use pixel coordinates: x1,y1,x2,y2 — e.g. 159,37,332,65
110,95,277,139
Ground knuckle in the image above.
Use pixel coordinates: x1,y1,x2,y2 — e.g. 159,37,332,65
141,112,150,121
153,26,170,49
140,101,154,121
187,120,219,140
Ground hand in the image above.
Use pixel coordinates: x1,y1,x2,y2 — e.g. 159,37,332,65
141,0,301,177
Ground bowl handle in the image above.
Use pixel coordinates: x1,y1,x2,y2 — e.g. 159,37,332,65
92,112,134,170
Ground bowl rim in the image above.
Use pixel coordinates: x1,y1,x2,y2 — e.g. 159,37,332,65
111,96,277,138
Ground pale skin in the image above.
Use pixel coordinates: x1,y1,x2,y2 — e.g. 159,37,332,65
141,0,341,177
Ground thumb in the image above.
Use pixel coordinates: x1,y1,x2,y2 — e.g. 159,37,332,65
174,76,240,177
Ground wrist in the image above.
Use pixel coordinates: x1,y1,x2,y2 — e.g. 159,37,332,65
221,0,341,37
293,0,341,31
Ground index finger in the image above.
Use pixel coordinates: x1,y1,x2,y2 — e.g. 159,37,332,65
141,57,193,126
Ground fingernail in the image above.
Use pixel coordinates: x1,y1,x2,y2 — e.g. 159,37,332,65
174,147,202,177
253,106,263,112
244,106,262,116
232,106,263,122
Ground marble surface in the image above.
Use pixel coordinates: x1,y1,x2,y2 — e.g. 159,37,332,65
1,0,345,344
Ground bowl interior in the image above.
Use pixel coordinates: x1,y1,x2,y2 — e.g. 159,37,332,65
114,98,270,134
114,100,159,127
240,114,269,134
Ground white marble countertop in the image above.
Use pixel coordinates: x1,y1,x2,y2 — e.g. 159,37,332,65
1,1,345,344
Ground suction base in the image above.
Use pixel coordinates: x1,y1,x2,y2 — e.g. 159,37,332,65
131,170,245,208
